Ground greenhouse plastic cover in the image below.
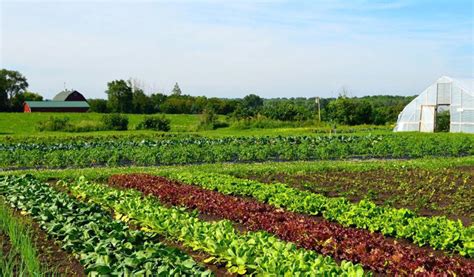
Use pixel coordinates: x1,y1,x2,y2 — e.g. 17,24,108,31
394,76,474,133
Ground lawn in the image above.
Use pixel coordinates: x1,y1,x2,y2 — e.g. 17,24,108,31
0,112,394,138
0,112,202,136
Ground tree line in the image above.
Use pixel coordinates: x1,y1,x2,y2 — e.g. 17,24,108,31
95,79,414,125
1,69,415,125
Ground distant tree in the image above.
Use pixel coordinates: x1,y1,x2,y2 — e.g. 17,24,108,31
132,88,153,114
106,80,133,113
232,94,264,119
354,100,373,124
326,96,375,125
160,96,193,114
0,69,29,111
88,99,109,113
242,94,264,110
214,98,239,115
171,82,182,96
11,91,43,112
149,93,167,113
326,96,358,125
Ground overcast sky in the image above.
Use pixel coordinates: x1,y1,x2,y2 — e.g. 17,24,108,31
1,0,473,99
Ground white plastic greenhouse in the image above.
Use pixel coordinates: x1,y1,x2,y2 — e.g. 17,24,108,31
394,76,474,133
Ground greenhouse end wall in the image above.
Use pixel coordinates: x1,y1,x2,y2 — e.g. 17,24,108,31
394,76,474,133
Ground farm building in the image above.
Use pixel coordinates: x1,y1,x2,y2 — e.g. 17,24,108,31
394,76,474,133
52,90,87,101
24,90,89,112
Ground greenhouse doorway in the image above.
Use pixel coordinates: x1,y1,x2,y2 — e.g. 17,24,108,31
419,105,436,132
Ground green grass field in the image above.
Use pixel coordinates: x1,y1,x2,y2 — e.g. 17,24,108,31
0,112,394,137
0,112,202,136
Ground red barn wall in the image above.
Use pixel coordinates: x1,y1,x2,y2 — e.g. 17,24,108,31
23,103,31,113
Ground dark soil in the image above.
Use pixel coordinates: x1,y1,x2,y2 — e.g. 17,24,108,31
27,217,85,276
243,166,474,225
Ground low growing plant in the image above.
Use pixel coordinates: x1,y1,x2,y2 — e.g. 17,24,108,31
36,116,72,131
101,113,129,131
136,115,171,131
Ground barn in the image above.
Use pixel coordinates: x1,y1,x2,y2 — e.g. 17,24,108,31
23,90,89,113
394,76,474,133
52,90,87,102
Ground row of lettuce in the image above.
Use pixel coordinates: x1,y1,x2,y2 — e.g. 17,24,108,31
0,175,211,276
0,175,366,276
165,171,473,257
1,133,473,168
1,171,473,275
106,173,473,275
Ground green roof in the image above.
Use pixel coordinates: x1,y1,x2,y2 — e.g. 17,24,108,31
25,101,89,108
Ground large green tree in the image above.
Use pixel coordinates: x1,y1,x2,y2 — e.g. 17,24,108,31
132,88,153,114
0,69,29,111
11,91,43,112
106,80,133,113
326,97,374,125
88,99,109,113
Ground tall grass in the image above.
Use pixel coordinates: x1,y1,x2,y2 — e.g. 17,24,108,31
0,248,25,277
0,198,42,276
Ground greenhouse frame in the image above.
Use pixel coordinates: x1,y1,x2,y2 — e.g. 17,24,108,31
394,76,474,133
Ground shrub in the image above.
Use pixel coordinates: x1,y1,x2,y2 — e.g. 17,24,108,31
101,114,128,131
198,109,229,130
136,115,170,131
66,120,105,132
36,116,72,131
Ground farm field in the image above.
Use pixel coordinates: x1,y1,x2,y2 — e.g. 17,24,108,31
0,129,473,276
3,0,473,275
1,131,473,169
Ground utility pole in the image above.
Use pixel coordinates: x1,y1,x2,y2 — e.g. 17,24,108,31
315,97,321,122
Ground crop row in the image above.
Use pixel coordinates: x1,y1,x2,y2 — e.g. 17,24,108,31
0,198,43,276
165,171,473,257
109,173,474,275
0,175,212,276
1,134,473,168
66,176,366,276
241,167,473,225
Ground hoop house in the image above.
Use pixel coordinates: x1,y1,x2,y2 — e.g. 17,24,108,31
394,76,474,133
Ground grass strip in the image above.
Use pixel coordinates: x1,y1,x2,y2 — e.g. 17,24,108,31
0,248,24,276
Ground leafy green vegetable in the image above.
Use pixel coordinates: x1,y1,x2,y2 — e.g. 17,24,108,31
166,171,473,257
0,175,212,276
66,176,367,276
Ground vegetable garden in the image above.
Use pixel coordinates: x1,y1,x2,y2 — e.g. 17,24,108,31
1,133,472,169
0,132,473,276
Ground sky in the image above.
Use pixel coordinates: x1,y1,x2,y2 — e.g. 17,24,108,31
1,0,473,99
